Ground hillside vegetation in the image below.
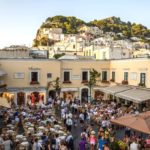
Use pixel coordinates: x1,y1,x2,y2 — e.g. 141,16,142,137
33,15,150,46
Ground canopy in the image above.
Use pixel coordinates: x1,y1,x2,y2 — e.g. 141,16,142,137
116,88,150,103
0,69,7,76
94,85,131,95
0,97,11,108
111,111,150,134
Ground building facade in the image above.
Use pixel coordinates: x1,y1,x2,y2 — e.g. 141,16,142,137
0,57,150,106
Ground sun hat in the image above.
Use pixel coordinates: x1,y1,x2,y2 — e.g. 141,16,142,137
91,131,95,135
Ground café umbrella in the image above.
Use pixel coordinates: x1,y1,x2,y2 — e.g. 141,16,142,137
111,111,150,134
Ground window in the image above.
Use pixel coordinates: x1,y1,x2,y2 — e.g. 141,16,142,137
47,73,52,78
102,71,107,81
64,71,70,82
124,72,128,81
89,51,91,56
82,71,88,82
30,72,39,84
112,71,115,81
86,51,88,56
73,45,75,49
140,73,146,85
103,52,106,59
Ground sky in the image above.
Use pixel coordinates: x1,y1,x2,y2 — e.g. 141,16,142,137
0,0,150,48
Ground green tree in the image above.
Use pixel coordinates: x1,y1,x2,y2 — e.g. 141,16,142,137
53,53,65,59
47,77,61,98
85,69,101,103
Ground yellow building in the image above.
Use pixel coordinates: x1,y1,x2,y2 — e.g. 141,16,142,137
0,57,150,106
83,45,131,60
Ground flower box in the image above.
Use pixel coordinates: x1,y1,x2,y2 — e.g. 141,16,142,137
63,81,72,84
81,80,88,83
30,81,40,85
110,79,115,82
101,80,110,84
122,80,128,85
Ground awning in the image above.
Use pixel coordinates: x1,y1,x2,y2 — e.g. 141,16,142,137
93,85,131,95
0,70,7,76
61,87,78,92
0,97,11,108
0,87,46,93
116,88,150,103
111,111,150,134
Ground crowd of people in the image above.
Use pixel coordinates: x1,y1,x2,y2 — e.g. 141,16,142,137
0,96,150,150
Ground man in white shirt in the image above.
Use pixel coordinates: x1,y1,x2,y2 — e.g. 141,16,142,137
66,116,73,132
130,139,139,150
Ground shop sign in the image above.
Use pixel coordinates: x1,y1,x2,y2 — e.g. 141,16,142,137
14,72,25,79
72,75,80,80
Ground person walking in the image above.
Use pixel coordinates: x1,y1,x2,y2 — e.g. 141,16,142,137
66,116,73,132
79,137,87,150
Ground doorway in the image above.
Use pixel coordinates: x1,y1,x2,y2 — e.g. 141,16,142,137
81,88,89,103
49,90,56,99
17,92,25,105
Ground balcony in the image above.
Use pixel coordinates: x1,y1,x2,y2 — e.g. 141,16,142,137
30,81,40,85
122,80,128,85
63,81,72,84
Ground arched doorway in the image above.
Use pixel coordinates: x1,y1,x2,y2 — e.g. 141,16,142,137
81,88,89,103
17,92,25,105
32,92,39,103
49,90,56,99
